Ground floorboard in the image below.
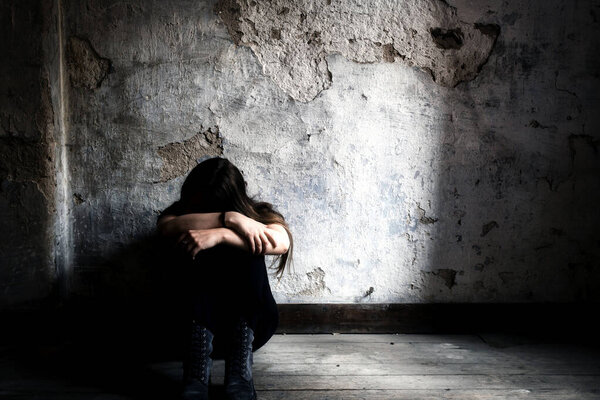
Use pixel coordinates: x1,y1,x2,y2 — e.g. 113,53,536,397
1,333,598,399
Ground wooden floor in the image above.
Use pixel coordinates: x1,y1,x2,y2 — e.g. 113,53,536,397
1,333,599,399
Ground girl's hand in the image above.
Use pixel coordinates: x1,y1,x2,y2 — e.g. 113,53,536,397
177,229,223,260
225,211,270,255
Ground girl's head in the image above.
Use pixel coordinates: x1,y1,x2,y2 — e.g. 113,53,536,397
180,157,247,213
180,157,293,280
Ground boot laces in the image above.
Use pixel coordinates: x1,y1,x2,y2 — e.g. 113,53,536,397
227,319,253,380
186,322,212,382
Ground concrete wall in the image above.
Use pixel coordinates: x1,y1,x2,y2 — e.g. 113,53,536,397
0,1,65,308
2,0,599,309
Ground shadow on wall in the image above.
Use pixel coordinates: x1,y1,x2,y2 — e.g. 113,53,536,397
2,232,193,399
425,4,600,304
63,232,191,359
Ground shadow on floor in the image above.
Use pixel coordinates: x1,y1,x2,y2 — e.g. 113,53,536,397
4,331,232,400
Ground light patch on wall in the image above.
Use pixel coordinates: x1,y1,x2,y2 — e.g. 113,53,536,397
215,0,499,101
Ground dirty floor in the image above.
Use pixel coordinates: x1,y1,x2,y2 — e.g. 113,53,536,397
1,333,599,399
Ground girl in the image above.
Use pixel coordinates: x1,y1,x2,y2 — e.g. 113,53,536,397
156,157,292,400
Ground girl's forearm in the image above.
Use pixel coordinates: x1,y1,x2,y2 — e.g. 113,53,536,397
159,211,254,238
158,212,222,237
221,227,288,255
219,228,251,251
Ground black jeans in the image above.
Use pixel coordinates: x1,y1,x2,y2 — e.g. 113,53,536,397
182,245,279,360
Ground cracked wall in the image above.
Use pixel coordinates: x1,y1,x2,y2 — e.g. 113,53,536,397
215,0,499,101
2,0,599,308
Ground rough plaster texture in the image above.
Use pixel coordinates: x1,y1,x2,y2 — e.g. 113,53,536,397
1,0,599,309
0,0,62,307
215,0,499,101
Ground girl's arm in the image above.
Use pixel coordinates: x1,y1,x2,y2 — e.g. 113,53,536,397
224,211,291,255
222,225,289,255
158,210,290,255
178,226,289,259
157,213,222,237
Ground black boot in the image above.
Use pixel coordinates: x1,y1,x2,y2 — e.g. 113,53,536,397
181,320,214,400
224,317,257,400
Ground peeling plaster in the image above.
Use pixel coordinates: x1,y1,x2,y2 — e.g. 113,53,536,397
417,203,439,224
73,192,85,205
67,36,111,90
156,126,223,182
215,0,499,101
437,269,459,289
422,268,460,289
481,220,499,237
274,267,331,297
300,267,329,296
498,271,515,285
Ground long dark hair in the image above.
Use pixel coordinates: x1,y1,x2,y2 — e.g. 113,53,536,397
180,157,293,280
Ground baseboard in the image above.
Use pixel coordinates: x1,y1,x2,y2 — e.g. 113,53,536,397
275,303,600,338
1,302,598,347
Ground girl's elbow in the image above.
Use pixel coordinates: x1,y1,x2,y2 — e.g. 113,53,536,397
265,226,290,254
268,241,288,255
277,240,290,254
